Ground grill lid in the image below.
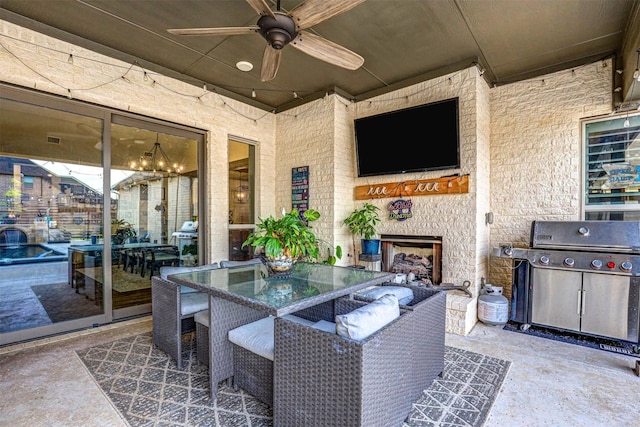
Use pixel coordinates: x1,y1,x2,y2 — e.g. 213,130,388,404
530,221,640,253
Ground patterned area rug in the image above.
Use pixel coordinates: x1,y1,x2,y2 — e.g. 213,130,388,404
76,333,510,427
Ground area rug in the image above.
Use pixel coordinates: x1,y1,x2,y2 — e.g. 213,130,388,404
30,282,103,322
76,332,510,427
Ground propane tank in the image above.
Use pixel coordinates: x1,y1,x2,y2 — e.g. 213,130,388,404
478,284,509,326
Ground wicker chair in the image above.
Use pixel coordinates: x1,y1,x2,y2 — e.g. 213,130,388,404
193,258,266,366
273,291,446,427
151,263,219,369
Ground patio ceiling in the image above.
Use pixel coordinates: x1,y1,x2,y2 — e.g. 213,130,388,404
1,0,639,113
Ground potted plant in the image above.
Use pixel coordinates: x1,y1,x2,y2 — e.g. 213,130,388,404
111,218,136,245
343,202,381,257
242,208,340,274
181,242,198,266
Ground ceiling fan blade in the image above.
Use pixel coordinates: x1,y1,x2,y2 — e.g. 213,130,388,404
291,31,364,70
260,45,282,81
290,0,368,30
245,0,276,19
167,26,259,36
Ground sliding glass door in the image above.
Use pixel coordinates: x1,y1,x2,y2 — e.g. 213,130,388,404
0,92,108,344
109,117,200,319
0,85,204,345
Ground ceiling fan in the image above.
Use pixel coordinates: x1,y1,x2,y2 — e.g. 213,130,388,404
167,0,367,81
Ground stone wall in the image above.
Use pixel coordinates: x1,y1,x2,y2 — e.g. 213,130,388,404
0,19,616,336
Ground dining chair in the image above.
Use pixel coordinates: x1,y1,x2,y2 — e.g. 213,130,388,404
141,246,180,278
193,257,264,365
151,263,219,369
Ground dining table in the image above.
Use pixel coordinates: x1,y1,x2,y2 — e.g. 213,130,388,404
167,262,395,399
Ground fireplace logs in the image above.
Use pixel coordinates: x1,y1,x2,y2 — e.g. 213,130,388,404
391,253,433,284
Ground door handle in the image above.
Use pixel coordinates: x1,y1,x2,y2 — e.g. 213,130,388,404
577,290,587,316
577,289,584,316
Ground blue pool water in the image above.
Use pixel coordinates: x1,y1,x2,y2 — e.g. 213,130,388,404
0,244,68,265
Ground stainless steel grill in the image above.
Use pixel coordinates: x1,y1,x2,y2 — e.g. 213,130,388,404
493,221,640,344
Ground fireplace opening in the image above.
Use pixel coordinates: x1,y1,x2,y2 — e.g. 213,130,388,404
381,234,442,285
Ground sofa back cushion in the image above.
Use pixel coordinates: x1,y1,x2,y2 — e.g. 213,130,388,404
357,285,414,305
335,294,400,341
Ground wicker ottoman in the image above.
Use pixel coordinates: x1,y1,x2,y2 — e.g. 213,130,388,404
228,316,274,406
231,343,274,406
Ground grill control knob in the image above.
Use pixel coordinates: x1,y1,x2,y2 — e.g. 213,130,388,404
590,259,602,270
564,257,575,267
620,261,632,273
539,256,550,265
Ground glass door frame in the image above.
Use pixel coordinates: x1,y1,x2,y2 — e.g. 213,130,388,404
1,83,206,344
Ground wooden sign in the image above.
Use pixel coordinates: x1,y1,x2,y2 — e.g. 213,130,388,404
355,175,469,200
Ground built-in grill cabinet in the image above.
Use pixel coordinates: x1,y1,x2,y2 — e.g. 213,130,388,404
494,221,640,344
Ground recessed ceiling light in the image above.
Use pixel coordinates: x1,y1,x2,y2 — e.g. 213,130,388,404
236,61,253,72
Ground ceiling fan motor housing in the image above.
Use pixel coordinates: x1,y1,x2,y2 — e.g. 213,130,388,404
257,12,298,49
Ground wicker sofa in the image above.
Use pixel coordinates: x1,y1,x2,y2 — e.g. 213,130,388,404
273,288,446,427
354,283,447,398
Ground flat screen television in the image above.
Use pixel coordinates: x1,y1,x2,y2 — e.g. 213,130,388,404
354,97,460,177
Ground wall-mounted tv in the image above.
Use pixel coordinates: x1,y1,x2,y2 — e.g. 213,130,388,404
354,97,460,177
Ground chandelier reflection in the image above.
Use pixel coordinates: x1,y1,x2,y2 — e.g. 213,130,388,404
232,171,249,204
129,133,184,174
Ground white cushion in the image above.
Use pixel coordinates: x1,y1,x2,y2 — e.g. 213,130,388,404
282,314,315,326
194,309,208,326
219,259,262,268
358,285,414,305
312,320,336,334
180,292,208,316
227,314,312,361
160,264,219,294
228,316,275,361
335,294,400,341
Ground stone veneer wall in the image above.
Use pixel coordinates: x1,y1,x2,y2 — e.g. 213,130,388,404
276,68,490,335
487,61,613,303
1,20,616,336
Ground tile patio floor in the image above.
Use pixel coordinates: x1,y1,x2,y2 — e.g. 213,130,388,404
0,316,638,426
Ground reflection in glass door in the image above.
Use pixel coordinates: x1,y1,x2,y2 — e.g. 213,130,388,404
1,87,204,345
228,139,256,261
0,95,107,344
109,119,199,318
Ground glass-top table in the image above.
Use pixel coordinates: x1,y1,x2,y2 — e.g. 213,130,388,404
168,261,394,316
166,262,394,399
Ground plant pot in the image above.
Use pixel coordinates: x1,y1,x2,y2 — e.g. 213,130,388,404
262,254,296,276
361,239,380,255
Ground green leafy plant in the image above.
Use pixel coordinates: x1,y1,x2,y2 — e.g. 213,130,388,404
111,218,136,244
342,202,381,260
343,202,381,240
243,208,340,264
181,243,197,256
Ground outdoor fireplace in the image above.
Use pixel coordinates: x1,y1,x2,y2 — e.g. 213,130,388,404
381,234,442,284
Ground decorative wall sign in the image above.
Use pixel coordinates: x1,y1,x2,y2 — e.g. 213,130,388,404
601,163,639,189
292,166,309,218
355,175,469,200
387,199,413,221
